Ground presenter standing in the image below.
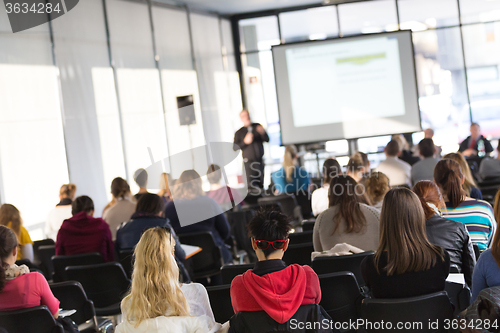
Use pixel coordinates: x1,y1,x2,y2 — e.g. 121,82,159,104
233,110,269,189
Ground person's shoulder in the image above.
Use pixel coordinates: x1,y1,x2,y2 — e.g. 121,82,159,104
182,282,208,295
360,203,380,216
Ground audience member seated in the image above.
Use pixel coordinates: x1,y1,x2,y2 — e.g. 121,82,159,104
230,209,321,326
271,145,312,217
311,158,341,216
102,177,136,240
133,168,149,201
444,152,483,200
0,226,59,318
411,138,440,185
361,188,450,298
365,172,390,210
346,152,367,183
459,122,493,157
55,196,114,262
393,134,420,166
434,159,496,250
158,172,173,205
376,140,412,187
165,170,232,263
116,193,185,264
45,183,76,241
424,128,442,157
413,181,475,286
0,204,33,262
116,227,223,333
313,176,380,252
479,139,500,180
206,164,243,212
471,223,500,301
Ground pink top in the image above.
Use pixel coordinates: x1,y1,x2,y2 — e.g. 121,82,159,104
0,272,59,315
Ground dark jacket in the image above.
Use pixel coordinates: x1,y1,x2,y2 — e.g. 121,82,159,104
115,213,186,263
228,304,338,333
233,123,269,161
55,211,114,262
426,214,476,286
459,135,493,154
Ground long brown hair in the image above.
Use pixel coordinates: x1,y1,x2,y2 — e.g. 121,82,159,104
413,181,445,220
375,188,444,275
492,189,500,268
0,204,22,237
172,170,204,199
0,226,18,292
434,159,466,208
443,153,477,195
328,176,366,234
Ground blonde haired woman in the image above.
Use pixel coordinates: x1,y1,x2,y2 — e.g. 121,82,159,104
45,183,77,241
443,152,483,200
0,204,33,262
116,227,224,333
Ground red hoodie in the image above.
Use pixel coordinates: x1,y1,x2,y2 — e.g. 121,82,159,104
55,211,115,262
230,264,321,323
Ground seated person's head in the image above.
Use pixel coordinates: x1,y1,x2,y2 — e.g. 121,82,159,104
135,193,165,217
470,122,480,138
322,158,341,186
346,152,365,181
59,183,77,201
173,169,204,199
418,138,435,158
365,172,390,205
133,168,148,189
413,180,444,220
248,209,291,260
72,196,94,216
111,177,131,200
328,175,368,232
206,164,222,185
122,227,189,325
384,140,401,157
0,226,18,291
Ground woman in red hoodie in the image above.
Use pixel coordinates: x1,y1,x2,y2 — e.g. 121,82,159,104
230,209,321,324
55,196,114,262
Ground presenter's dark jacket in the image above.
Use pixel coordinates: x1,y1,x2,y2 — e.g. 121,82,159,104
361,250,450,298
459,135,493,154
233,123,269,161
425,214,475,286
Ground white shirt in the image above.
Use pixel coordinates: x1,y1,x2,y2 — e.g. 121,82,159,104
311,185,329,217
45,205,72,241
376,156,412,187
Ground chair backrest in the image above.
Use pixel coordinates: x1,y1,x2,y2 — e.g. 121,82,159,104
318,272,363,324
178,232,223,279
361,291,453,333
301,220,315,232
65,262,131,309
282,242,314,266
49,281,96,327
312,251,375,286
37,245,56,280
221,264,254,285
33,239,55,264
206,285,233,323
288,231,313,244
0,306,64,333
449,264,460,273
225,209,257,263
52,252,104,282
118,249,134,279
258,194,298,221
445,281,471,316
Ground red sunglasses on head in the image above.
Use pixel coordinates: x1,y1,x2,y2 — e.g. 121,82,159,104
253,239,288,251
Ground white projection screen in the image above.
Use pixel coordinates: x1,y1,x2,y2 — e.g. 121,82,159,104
272,30,421,145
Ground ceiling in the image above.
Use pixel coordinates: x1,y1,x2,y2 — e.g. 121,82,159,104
161,0,326,15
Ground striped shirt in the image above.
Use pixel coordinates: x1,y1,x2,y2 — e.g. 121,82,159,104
442,200,496,250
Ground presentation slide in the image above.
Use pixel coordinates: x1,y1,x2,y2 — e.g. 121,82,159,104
273,31,421,144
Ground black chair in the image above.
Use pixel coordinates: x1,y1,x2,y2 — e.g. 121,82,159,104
118,248,134,279
206,284,233,323
302,220,315,232
258,194,302,224
52,252,104,282
312,252,375,286
478,176,500,205
178,232,224,280
360,291,453,333
318,272,364,332
49,281,113,333
37,245,55,280
288,230,313,244
33,239,55,261
221,264,254,285
282,242,314,266
449,264,460,273
445,281,471,316
0,305,64,333
225,209,258,263
65,262,131,317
